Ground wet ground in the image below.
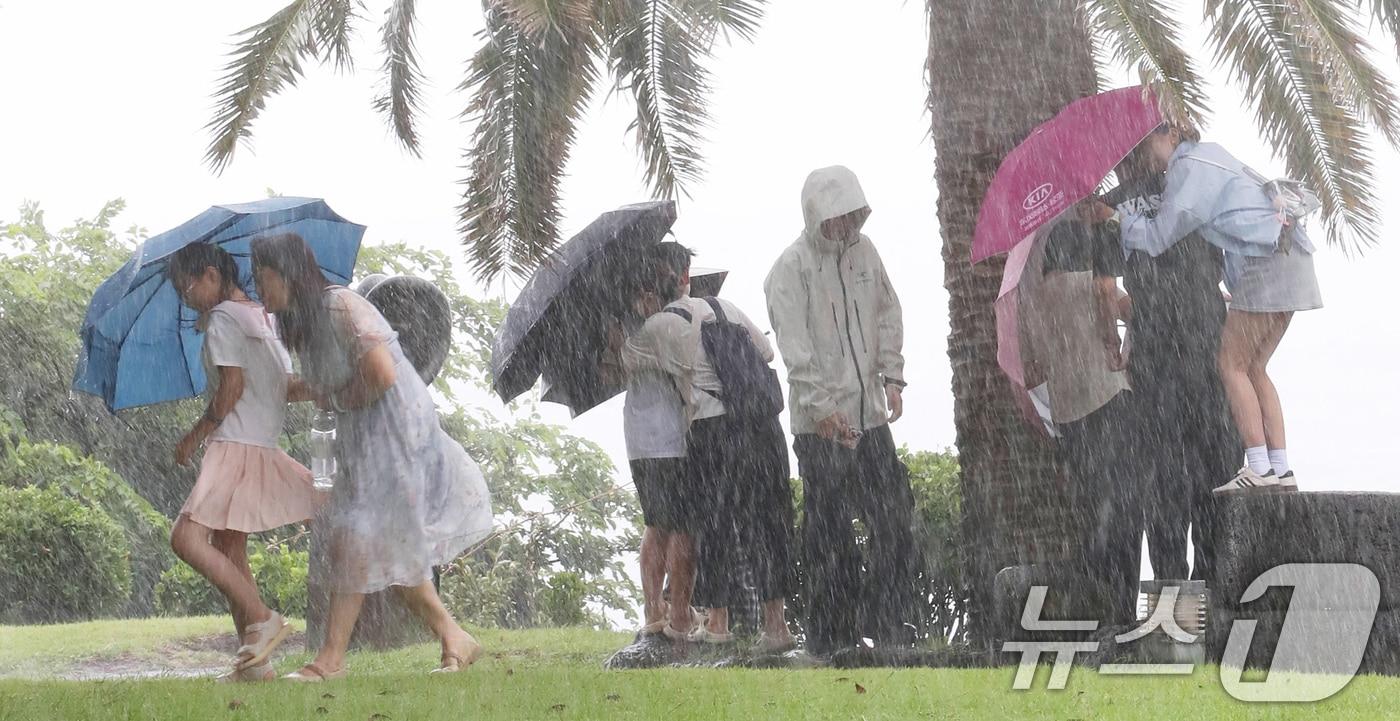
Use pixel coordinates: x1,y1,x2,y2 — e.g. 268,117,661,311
1,631,306,682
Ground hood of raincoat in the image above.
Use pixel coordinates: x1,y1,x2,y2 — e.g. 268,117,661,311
765,167,904,435
801,166,871,254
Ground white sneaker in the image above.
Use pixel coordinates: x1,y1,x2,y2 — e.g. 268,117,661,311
1213,467,1281,495
1277,471,1299,492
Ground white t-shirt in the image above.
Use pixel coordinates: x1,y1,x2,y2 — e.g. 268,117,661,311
620,293,775,451
202,300,294,448
622,369,687,460
1019,240,1130,424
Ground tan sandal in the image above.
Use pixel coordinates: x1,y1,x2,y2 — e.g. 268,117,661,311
282,663,345,683
216,662,274,683
431,635,483,674
235,612,292,670
661,623,693,643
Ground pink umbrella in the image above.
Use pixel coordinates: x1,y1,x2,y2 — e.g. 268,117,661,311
979,87,1162,432
995,225,1055,434
970,87,1163,264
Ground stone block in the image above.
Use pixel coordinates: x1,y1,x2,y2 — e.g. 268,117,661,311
1211,492,1400,613
1205,606,1400,677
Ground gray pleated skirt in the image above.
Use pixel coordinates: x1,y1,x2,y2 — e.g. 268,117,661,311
1227,249,1323,313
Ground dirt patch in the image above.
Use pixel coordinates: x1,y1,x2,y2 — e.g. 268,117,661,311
8,631,307,682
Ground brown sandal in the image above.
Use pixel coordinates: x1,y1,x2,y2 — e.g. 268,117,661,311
431,637,483,674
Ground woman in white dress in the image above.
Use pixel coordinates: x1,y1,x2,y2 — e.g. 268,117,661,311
251,232,493,681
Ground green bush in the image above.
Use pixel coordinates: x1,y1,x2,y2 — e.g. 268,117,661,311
538,572,590,627
155,544,310,619
253,544,310,618
904,448,968,643
0,485,133,623
0,439,174,617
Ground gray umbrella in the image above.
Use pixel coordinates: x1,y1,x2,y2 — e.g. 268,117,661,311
354,275,452,385
491,201,677,416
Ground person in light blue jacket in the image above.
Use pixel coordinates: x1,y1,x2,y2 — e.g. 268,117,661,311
1088,124,1322,496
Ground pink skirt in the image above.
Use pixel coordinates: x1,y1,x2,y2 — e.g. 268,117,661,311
180,441,321,533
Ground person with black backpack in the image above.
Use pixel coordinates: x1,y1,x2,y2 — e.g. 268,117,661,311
623,242,797,652
764,166,918,656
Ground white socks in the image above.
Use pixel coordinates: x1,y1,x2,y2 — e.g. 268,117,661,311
1246,446,1271,475
1245,447,1290,475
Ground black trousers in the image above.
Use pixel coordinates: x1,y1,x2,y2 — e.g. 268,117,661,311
1131,337,1241,582
690,415,795,609
794,424,918,654
1058,393,1143,628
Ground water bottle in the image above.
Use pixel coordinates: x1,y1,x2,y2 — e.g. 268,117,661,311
309,409,337,490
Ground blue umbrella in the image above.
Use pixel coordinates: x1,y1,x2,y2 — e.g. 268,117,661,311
73,197,366,411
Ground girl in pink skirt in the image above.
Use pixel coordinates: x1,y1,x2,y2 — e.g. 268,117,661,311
167,243,320,682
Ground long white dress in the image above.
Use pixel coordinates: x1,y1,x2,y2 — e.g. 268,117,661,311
303,287,493,594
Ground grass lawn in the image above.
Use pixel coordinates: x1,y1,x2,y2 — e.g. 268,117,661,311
2,618,1398,720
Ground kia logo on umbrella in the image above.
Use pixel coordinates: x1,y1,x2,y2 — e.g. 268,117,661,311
1023,183,1055,211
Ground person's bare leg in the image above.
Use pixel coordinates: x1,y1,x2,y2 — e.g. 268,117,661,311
308,591,364,673
666,532,697,632
1248,312,1293,450
171,518,271,631
1218,310,1269,449
398,581,480,668
212,530,254,636
761,598,793,641
639,527,669,627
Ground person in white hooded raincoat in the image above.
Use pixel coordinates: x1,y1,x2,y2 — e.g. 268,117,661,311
763,166,918,655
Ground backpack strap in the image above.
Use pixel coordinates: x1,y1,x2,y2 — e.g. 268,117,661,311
702,296,727,324
659,304,720,401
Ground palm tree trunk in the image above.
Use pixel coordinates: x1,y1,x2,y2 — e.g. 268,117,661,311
925,0,1099,646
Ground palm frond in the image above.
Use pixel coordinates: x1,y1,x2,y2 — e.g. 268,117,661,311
679,0,765,41
205,0,323,172
1081,0,1210,127
1206,0,1379,248
497,0,599,37
1365,0,1400,57
1288,0,1400,144
458,8,601,280
372,0,426,155
311,0,361,70
609,0,716,199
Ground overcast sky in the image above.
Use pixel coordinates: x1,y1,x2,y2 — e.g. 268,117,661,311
2,0,1397,497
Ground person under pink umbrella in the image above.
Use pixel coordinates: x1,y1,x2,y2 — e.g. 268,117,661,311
1078,127,1242,583
1014,213,1140,628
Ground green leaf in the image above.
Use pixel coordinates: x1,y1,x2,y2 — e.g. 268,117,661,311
373,0,426,155
457,7,601,279
1082,0,1210,126
1206,0,1381,249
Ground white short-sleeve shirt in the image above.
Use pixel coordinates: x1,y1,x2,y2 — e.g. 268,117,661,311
202,300,294,448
